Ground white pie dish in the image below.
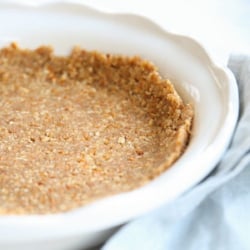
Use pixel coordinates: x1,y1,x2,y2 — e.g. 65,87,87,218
0,1,238,250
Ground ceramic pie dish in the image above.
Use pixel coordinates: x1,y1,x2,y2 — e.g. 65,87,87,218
0,1,238,250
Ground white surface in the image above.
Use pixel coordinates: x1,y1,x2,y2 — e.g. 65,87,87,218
0,1,239,250
78,0,250,60
2,0,249,63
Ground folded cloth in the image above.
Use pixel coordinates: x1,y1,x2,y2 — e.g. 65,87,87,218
103,55,250,250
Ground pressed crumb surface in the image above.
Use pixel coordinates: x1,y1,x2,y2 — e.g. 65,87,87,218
0,43,193,214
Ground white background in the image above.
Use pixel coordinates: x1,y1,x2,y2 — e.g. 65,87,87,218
3,0,249,64
78,0,250,64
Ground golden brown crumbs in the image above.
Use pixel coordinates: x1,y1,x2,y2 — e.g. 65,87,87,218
0,43,193,214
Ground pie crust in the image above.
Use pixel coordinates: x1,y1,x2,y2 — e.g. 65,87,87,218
0,43,193,214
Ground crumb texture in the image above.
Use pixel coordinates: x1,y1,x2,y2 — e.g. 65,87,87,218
0,43,193,214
